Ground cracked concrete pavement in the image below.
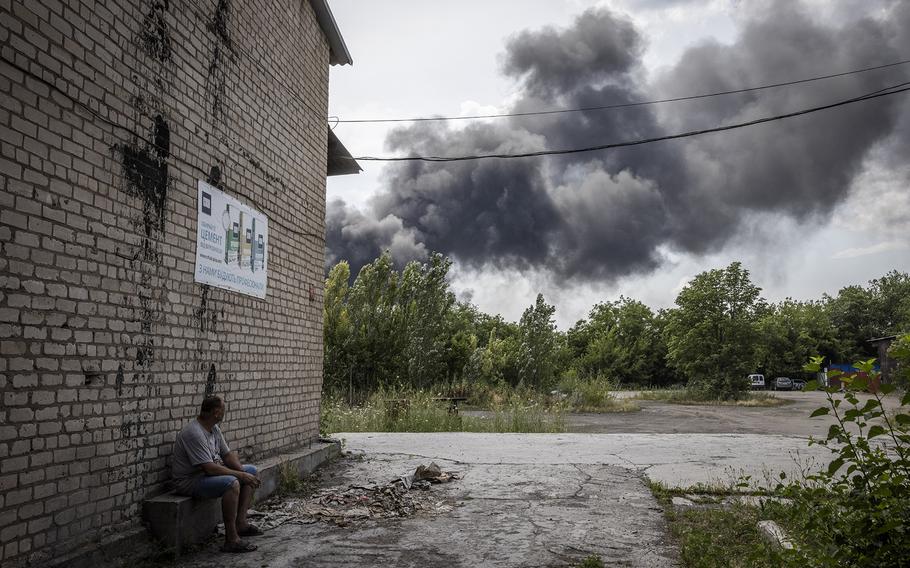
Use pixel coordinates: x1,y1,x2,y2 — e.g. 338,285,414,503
147,392,880,567
338,432,832,488
169,450,680,567
165,430,833,567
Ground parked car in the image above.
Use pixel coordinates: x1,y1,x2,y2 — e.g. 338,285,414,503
748,374,766,390
792,378,806,391
773,377,794,391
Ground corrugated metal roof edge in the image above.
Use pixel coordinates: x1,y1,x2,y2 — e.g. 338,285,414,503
309,0,353,65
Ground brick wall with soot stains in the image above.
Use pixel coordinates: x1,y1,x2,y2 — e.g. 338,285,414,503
0,1,329,565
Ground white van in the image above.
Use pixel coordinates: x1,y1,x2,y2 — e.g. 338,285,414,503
748,374,765,390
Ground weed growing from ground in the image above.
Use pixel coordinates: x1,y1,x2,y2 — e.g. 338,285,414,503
648,481,787,568
575,554,605,568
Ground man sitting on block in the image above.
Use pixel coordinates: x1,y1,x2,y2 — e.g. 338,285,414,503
172,395,262,553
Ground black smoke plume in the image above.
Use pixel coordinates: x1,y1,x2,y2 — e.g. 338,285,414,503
327,1,910,280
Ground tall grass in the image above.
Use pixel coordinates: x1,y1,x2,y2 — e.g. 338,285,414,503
321,387,566,434
556,373,640,412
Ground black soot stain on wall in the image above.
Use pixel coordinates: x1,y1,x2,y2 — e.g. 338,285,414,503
205,363,217,397
120,114,171,242
205,0,232,119
140,0,172,62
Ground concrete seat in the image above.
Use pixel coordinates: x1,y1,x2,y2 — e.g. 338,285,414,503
143,493,222,555
142,440,340,554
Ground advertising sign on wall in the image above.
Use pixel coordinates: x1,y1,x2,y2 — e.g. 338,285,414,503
194,180,269,298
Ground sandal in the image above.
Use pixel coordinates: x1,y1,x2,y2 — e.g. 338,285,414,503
221,540,258,553
238,524,264,537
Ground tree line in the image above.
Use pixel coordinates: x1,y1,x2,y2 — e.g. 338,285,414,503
324,253,910,399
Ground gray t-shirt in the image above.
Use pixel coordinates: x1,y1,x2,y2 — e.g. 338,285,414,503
171,420,231,495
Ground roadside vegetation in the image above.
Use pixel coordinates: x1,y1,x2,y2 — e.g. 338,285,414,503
634,389,787,407
652,358,910,567
650,482,788,568
321,388,566,434
323,252,909,423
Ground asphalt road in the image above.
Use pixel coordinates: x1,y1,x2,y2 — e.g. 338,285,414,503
466,390,903,438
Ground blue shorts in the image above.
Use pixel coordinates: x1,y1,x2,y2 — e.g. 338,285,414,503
192,464,257,498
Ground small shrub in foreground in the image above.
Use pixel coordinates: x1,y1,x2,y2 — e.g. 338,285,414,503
770,357,910,567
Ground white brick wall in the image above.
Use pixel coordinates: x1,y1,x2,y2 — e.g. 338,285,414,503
1,0,330,564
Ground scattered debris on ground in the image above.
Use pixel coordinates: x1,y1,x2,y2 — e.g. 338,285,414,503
251,462,459,530
757,520,794,550
669,493,792,510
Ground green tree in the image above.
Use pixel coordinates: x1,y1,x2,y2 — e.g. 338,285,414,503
869,270,910,334
516,294,559,388
826,285,877,360
397,253,455,387
665,262,764,399
323,261,352,393
825,270,910,361
757,299,839,378
345,252,403,394
567,297,674,386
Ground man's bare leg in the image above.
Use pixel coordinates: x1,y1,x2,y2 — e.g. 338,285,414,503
237,483,255,531
222,480,241,545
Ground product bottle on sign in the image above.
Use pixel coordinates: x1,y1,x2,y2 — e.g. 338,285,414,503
250,218,257,271
231,220,240,264
237,211,245,267
256,234,265,270
222,204,232,264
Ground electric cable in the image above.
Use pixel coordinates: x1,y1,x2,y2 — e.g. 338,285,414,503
174,0,910,130
353,81,910,162
334,58,910,124
182,0,331,125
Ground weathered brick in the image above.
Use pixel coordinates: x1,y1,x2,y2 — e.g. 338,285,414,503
2,0,333,563
8,408,34,422
0,308,20,322
1,456,28,473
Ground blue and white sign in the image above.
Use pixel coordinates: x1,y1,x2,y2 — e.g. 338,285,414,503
194,180,269,298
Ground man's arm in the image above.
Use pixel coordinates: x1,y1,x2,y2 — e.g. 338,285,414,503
199,460,260,487
223,450,243,472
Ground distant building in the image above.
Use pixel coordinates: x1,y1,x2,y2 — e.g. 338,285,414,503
823,362,882,391
0,1,357,565
869,335,899,384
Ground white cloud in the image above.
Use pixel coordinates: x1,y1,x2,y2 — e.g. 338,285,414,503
832,241,910,260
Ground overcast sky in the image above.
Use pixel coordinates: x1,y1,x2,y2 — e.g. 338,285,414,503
325,0,910,328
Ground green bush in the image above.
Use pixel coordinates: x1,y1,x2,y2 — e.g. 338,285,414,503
773,357,910,567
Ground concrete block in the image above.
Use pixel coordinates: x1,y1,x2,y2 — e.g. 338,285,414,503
142,493,221,555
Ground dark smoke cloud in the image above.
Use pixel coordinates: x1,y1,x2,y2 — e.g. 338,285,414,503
327,1,910,280
501,9,643,98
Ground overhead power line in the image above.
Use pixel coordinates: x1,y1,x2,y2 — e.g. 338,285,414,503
353,82,910,162
334,58,910,124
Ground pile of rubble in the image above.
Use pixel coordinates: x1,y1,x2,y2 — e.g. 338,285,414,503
252,462,458,529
